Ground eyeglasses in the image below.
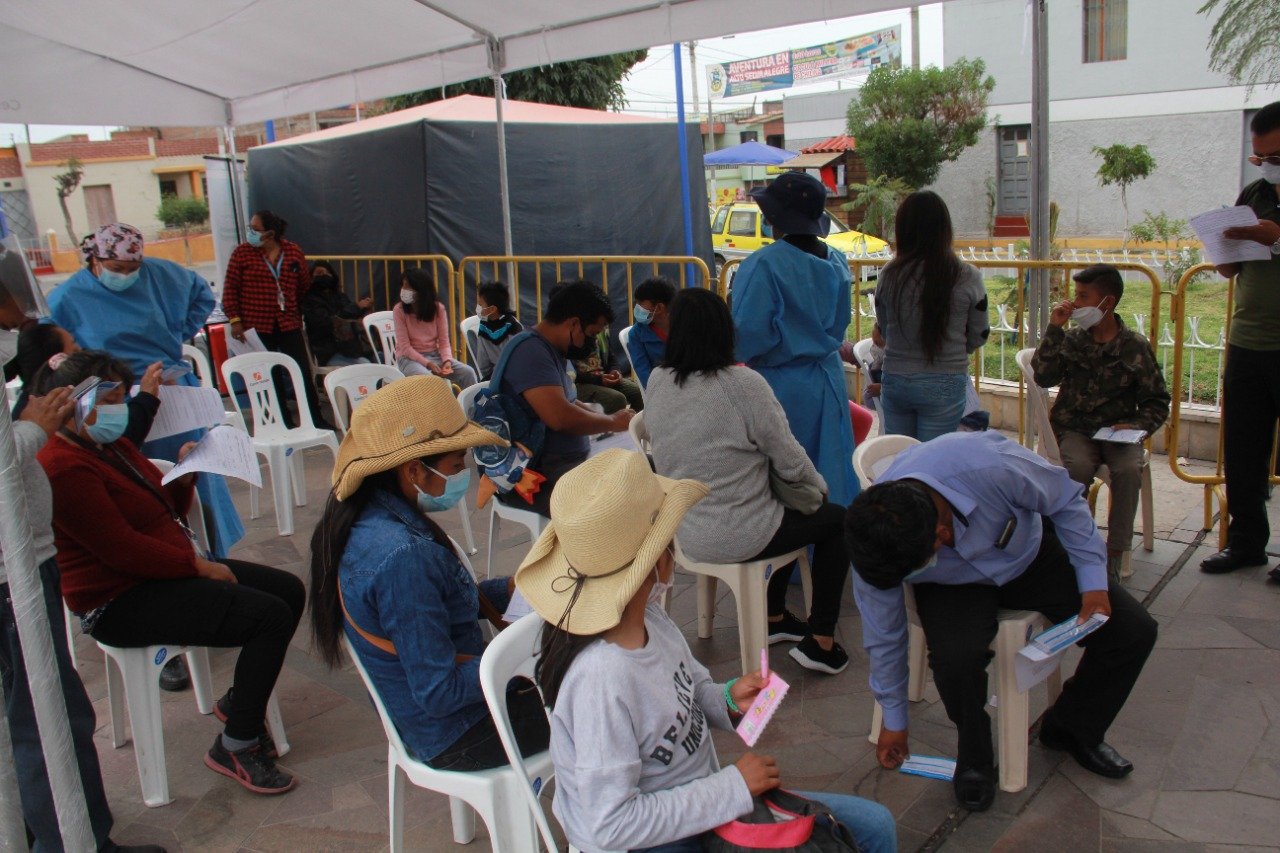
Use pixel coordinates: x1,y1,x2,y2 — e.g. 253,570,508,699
1248,154,1280,166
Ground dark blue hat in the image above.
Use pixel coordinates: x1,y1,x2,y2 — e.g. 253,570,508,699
749,171,831,237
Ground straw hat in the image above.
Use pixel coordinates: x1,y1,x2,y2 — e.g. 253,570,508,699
332,376,506,500
514,449,708,635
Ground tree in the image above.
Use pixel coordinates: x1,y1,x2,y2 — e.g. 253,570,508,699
1093,143,1156,228
845,58,995,189
156,195,210,265
842,175,911,242
1199,0,1280,94
1127,210,1205,288
383,50,648,113
53,158,84,246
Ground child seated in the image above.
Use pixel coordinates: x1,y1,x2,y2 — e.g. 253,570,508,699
626,275,676,387
472,280,523,382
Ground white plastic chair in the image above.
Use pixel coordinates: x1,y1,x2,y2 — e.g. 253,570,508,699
1016,349,1154,552
96,458,288,807
854,435,1062,794
478,613,562,853
628,409,651,455
460,313,482,373
323,363,405,434
851,337,883,436
343,635,551,852
457,382,549,575
364,311,398,365
220,352,340,536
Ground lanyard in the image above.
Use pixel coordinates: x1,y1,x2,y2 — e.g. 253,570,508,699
263,250,287,312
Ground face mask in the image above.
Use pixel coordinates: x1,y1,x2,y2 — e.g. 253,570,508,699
99,268,140,292
476,304,492,319
565,323,596,359
1071,297,1112,331
0,327,17,364
314,274,335,287
633,304,653,325
903,552,938,583
415,465,471,513
400,289,416,305
1259,162,1280,185
246,229,265,247
85,403,129,444
647,564,673,606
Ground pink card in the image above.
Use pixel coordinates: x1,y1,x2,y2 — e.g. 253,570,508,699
735,673,790,747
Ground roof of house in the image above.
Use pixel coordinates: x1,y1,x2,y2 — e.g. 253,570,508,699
801,134,857,153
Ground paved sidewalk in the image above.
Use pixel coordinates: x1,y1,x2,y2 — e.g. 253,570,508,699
80,440,1278,852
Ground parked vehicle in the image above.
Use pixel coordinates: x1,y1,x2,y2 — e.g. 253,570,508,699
709,201,889,273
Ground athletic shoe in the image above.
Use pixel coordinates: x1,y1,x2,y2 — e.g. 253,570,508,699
213,691,277,758
158,657,189,692
204,736,295,795
768,610,809,644
788,635,849,675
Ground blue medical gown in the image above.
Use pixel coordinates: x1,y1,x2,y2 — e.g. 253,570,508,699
731,241,860,507
49,258,246,557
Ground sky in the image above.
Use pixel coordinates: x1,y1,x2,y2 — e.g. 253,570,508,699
0,4,945,145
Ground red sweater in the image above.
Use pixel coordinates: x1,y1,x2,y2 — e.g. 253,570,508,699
38,435,198,614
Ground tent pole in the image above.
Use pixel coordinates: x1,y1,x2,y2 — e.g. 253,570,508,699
489,39,514,259
1028,0,1050,346
0,398,95,851
673,42,696,284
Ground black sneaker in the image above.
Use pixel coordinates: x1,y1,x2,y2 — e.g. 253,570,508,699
213,691,277,758
158,657,189,692
788,635,849,675
204,736,296,795
767,610,808,645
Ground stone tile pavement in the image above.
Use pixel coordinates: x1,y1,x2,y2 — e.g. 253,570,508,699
75,439,1278,852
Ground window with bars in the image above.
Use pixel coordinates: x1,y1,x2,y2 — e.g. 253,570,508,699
1083,0,1127,63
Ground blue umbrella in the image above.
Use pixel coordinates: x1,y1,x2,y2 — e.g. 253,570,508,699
704,139,799,167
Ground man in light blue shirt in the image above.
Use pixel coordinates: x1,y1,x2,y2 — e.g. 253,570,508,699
845,432,1156,812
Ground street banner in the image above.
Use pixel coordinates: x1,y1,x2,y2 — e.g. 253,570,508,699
707,26,902,100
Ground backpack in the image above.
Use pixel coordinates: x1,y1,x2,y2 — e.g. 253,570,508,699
703,790,860,853
470,331,547,492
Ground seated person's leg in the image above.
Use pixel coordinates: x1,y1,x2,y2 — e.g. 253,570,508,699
1056,431,1102,488
575,383,626,415
396,357,433,377
795,791,897,853
425,679,550,771
448,361,478,389
1099,442,1144,555
617,377,645,411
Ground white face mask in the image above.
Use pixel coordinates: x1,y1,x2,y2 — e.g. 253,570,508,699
647,563,673,606
400,289,416,305
0,327,17,364
1259,161,1280,185
1071,297,1113,331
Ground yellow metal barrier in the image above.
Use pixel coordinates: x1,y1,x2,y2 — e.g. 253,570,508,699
455,255,714,361
721,255,1168,445
311,254,459,351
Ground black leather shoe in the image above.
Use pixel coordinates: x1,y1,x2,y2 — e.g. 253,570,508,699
158,657,189,692
1268,565,1280,584
1200,548,1268,574
1039,715,1133,779
952,767,995,812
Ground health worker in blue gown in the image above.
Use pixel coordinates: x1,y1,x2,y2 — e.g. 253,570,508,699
730,172,859,507
49,223,245,557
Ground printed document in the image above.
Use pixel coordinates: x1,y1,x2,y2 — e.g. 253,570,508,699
1189,206,1272,266
145,385,227,441
225,327,268,357
161,424,262,487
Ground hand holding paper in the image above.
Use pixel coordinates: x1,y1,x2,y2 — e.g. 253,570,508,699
1189,206,1273,265
160,425,262,487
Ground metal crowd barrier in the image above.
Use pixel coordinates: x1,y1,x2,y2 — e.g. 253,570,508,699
311,254,458,350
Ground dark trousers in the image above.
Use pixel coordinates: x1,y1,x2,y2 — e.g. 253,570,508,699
1,558,114,852
1222,345,1280,556
426,680,550,771
755,502,850,637
257,327,327,429
912,522,1157,772
89,561,304,741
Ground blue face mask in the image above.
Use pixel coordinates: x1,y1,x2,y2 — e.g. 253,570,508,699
246,228,265,247
415,464,471,513
86,403,129,444
633,304,653,325
99,268,140,292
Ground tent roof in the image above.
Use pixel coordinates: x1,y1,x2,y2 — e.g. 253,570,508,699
704,140,798,167
0,0,943,127
265,95,662,147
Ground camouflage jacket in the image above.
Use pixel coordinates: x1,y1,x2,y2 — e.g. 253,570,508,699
1031,316,1170,437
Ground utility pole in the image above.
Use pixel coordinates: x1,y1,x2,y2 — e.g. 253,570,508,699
910,6,921,69
688,40,715,203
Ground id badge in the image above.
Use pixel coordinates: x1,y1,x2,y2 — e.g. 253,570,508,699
277,289,286,312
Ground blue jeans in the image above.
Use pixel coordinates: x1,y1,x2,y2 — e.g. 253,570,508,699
880,372,968,442
0,558,114,851
634,790,896,853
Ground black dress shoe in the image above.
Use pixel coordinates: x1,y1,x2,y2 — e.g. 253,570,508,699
158,657,189,692
1039,715,1133,779
1268,565,1280,583
952,767,995,812
1200,548,1268,574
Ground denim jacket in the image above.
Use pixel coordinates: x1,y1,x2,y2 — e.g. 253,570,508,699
340,488,510,761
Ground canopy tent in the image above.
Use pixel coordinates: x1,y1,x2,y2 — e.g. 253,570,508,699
703,140,799,167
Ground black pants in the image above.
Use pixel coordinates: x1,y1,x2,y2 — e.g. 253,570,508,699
754,502,850,637
257,327,327,429
426,680,551,772
912,522,1157,772
1222,345,1280,556
89,560,305,741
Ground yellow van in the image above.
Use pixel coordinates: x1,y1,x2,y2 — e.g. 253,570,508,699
710,201,888,271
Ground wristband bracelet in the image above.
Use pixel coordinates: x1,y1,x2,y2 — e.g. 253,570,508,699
227,317,241,324
724,678,741,715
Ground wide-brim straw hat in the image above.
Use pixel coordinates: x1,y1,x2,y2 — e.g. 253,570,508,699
515,449,708,635
332,376,506,500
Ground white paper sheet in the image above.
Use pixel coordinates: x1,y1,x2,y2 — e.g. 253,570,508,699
1092,427,1147,444
145,384,228,441
225,326,268,357
1189,206,1273,266
502,587,536,622
160,424,262,487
